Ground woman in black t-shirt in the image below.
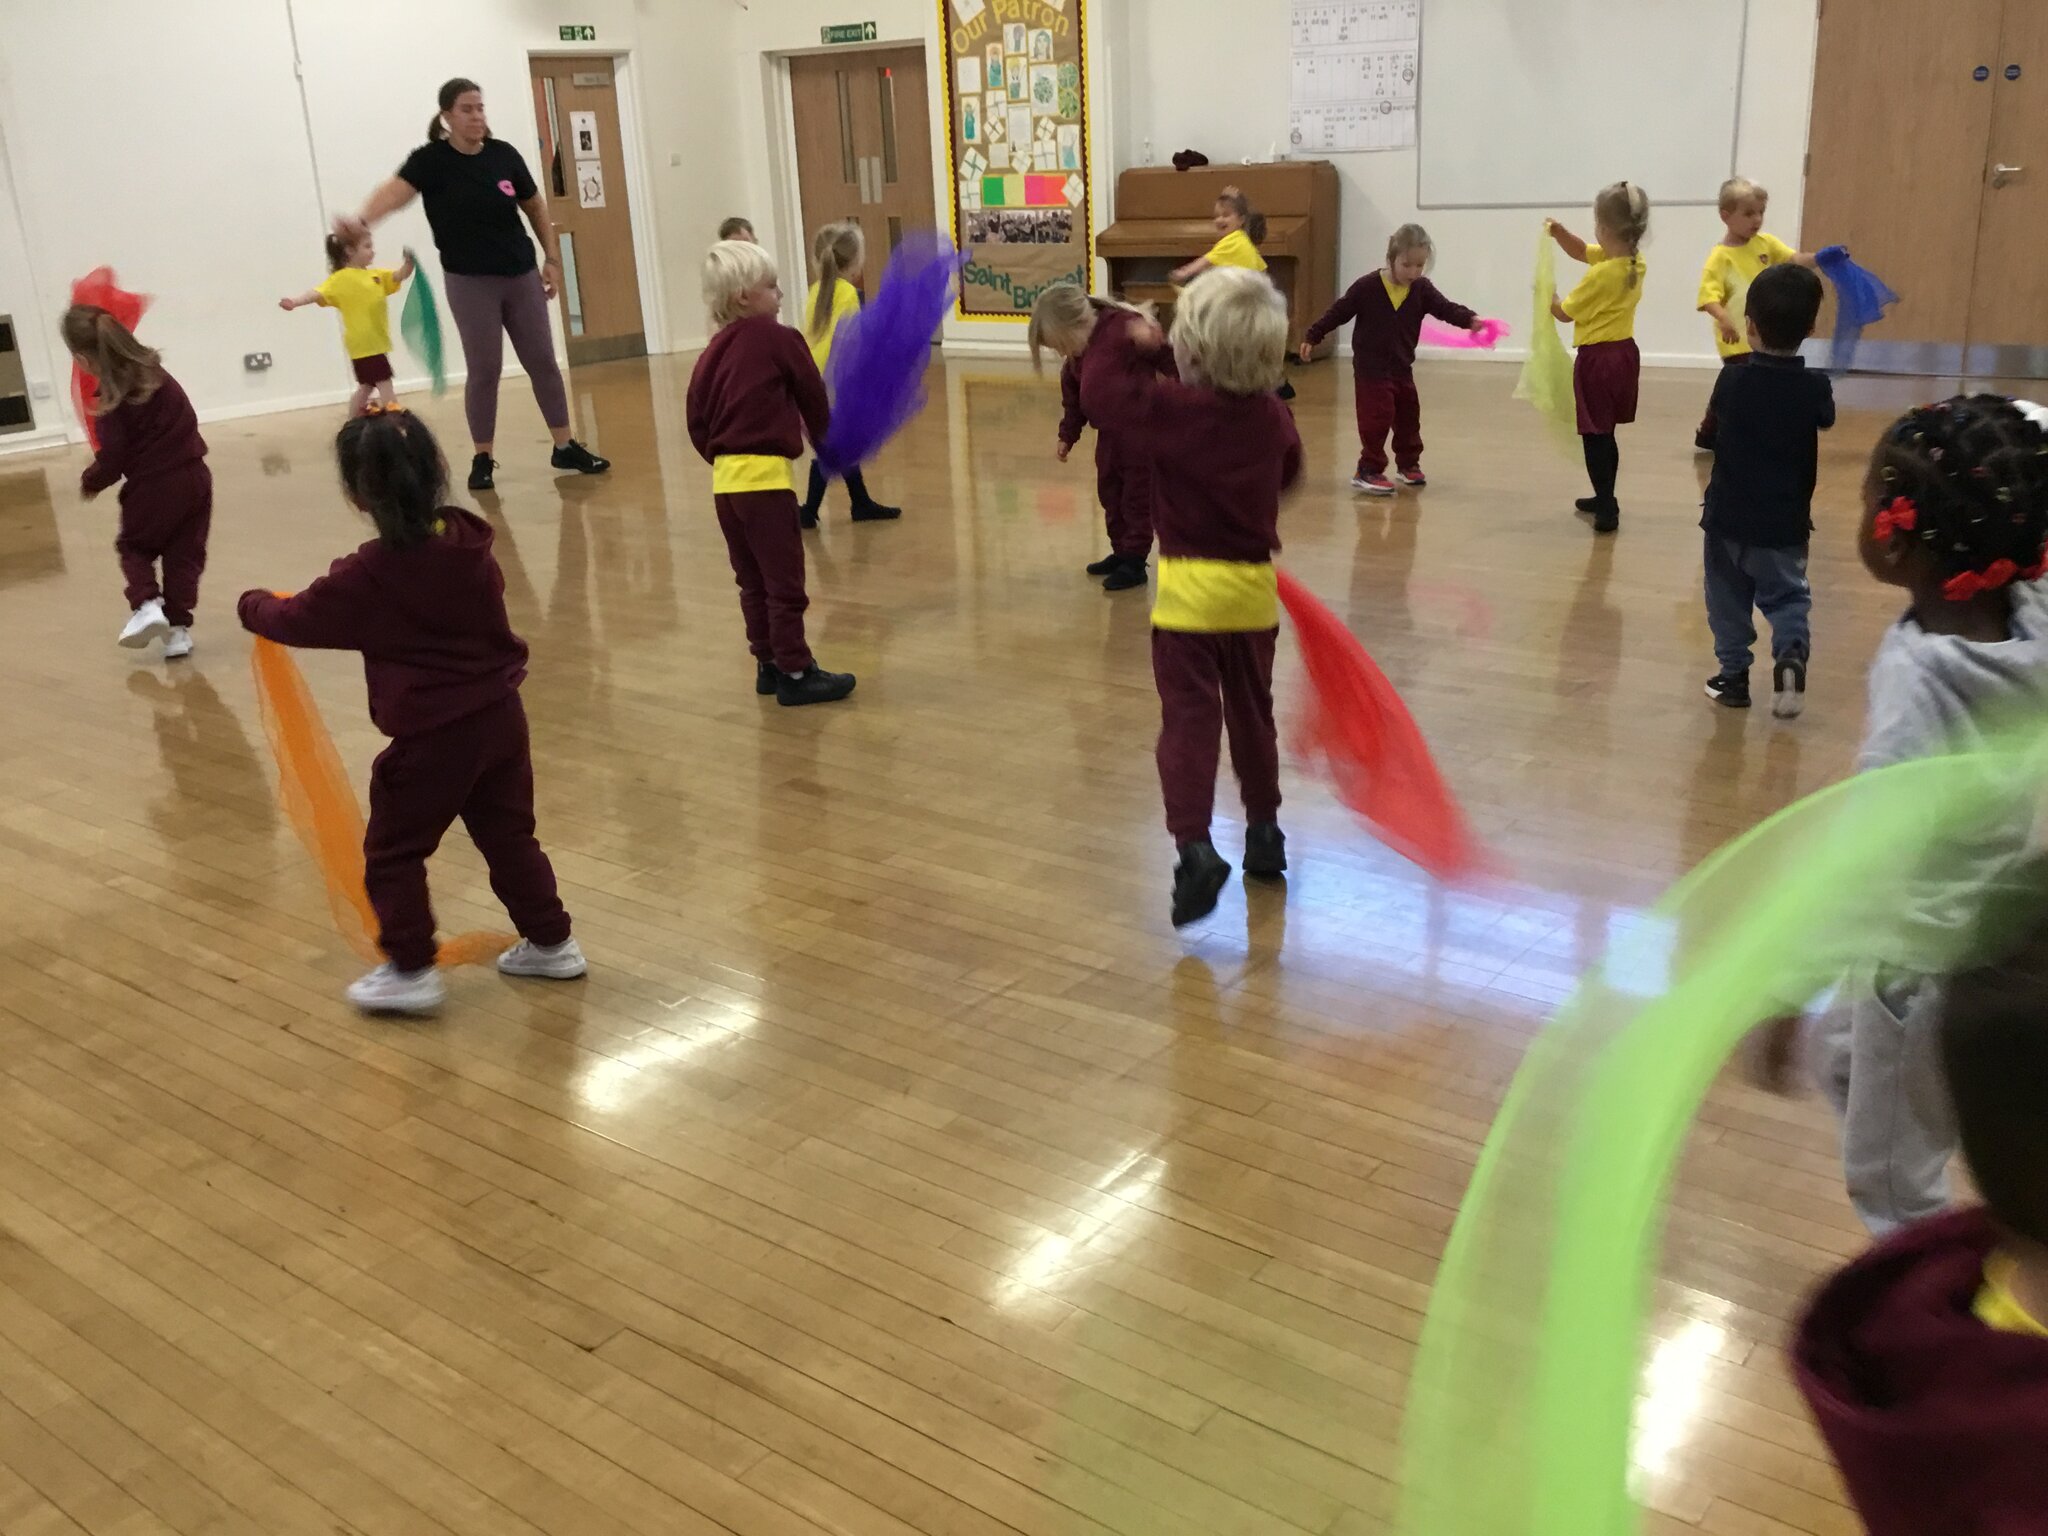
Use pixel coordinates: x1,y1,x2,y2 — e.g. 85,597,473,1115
334,77,609,491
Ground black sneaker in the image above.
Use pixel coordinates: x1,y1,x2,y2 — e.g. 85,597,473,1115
1170,841,1232,927
850,500,902,522
1592,504,1619,535
755,661,779,697
467,453,497,491
1243,822,1287,879
776,664,856,707
1102,557,1148,592
799,505,820,530
551,440,610,475
1276,379,1297,402
1772,648,1808,719
1705,671,1751,709
1085,552,1121,576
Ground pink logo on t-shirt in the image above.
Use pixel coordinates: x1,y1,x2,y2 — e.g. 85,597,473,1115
498,179,516,196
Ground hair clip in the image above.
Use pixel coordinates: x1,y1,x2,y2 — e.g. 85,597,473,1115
362,401,410,417
1872,495,1918,541
1880,464,1899,483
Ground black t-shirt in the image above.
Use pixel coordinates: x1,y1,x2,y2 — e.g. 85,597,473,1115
397,138,539,277
1701,353,1837,549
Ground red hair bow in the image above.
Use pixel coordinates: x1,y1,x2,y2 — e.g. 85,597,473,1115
1943,559,2019,602
1872,496,1918,541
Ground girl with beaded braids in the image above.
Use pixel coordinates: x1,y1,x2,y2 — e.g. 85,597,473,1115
1807,394,2048,1234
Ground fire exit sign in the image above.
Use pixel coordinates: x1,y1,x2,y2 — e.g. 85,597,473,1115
821,21,878,43
558,24,595,40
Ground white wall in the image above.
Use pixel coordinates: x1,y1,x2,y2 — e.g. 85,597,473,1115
0,0,742,448
1112,0,1819,367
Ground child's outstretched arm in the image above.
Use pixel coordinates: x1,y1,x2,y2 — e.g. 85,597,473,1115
1546,219,1590,263
396,247,418,284
1300,279,1366,362
1421,281,1479,332
1171,256,1212,285
278,288,323,312
1549,294,1574,325
238,569,374,651
1701,300,1741,347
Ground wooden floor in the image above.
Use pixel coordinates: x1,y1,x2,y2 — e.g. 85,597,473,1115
0,350,1988,1536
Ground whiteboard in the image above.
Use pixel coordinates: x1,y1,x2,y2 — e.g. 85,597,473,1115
1417,0,1747,209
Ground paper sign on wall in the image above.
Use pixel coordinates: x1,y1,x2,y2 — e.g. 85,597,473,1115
577,161,606,208
568,110,600,161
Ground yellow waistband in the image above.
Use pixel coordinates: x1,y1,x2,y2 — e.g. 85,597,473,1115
1151,557,1279,632
1978,1253,2048,1337
712,453,795,494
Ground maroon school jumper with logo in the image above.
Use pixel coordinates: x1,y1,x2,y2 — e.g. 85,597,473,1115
685,312,830,674
80,374,213,628
236,510,571,972
1058,303,1175,563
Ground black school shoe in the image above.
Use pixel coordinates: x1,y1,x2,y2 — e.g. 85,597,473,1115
1242,822,1287,879
1705,671,1751,709
551,440,610,474
1085,552,1121,576
1102,557,1148,592
1574,496,1602,514
799,504,821,530
756,661,779,696
1592,503,1620,535
850,499,903,522
1170,841,1232,927
776,664,857,707
468,453,496,491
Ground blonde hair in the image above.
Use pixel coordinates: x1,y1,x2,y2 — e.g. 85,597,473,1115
702,239,778,329
809,222,864,338
1172,268,1286,396
1718,176,1766,214
1592,180,1651,288
1028,282,1095,372
60,304,162,414
1386,222,1433,267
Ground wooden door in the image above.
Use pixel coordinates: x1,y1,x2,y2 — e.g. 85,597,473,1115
528,55,646,365
1801,0,2002,370
789,46,939,297
1964,1,2048,374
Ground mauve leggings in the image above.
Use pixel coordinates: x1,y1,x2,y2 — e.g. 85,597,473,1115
442,270,570,446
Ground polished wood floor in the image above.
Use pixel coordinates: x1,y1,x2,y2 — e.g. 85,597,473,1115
0,352,1990,1535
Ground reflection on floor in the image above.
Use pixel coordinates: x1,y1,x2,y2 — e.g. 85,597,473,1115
0,351,1943,1534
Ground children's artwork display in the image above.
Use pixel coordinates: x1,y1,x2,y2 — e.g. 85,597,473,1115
1289,0,1419,153
942,0,1092,319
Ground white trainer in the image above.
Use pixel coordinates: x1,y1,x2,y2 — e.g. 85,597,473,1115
497,937,588,979
345,963,446,1015
162,627,193,660
119,599,169,649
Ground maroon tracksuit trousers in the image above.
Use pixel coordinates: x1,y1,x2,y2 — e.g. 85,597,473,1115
1353,376,1423,478
364,694,571,973
715,488,814,673
1096,440,1154,562
1152,628,1282,844
118,463,212,627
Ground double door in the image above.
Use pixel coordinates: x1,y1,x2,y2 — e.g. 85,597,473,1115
788,46,938,298
1803,0,2048,375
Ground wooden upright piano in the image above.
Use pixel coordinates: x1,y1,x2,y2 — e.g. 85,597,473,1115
1095,161,1341,357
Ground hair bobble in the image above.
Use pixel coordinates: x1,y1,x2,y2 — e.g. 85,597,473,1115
1872,496,1918,541
1944,559,2019,602
361,401,410,417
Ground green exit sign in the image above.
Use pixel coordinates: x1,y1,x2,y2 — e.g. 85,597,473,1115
821,21,878,43
558,24,595,40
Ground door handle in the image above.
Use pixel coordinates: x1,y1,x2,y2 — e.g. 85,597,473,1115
1993,162,2025,187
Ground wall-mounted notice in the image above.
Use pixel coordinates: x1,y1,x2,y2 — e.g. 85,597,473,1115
577,161,605,209
568,110,600,160
1288,0,1419,154
941,0,1091,319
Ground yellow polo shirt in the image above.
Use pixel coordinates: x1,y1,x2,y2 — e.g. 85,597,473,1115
1562,243,1646,348
1698,232,1800,358
1381,271,1410,308
1205,229,1267,272
804,278,861,372
1977,1253,2048,1337
317,267,402,360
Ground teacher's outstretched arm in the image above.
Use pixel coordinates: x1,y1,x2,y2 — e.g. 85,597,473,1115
333,177,418,243
518,194,564,299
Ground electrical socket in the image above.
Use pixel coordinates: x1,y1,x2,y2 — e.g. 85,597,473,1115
244,352,273,371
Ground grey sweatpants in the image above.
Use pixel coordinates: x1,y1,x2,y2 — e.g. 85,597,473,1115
443,269,571,446
1814,970,1956,1236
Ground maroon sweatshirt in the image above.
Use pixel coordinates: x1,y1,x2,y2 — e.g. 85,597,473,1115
236,508,528,738
1304,273,1477,380
79,375,206,497
1079,323,1301,562
1794,1206,2048,1536
1057,302,1175,455
685,313,830,465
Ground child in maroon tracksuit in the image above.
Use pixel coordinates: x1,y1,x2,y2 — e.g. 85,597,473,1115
686,239,855,707
64,304,211,660
1079,268,1303,927
1030,284,1167,594
1301,224,1479,496
238,407,583,1017
1794,913,2048,1534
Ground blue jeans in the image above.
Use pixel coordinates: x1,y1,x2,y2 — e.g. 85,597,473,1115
1703,534,1810,674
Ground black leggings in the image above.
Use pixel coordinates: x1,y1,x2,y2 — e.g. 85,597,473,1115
803,460,876,515
1581,433,1619,506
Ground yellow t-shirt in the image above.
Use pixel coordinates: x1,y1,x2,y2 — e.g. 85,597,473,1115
1204,229,1267,272
804,278,861,372
1698,231,1800,358
1976,1253,2048,1337
1380,271,1411,309
1562,243,1646,348
317,267,402,360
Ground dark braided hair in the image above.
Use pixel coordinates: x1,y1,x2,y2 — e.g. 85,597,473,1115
1869,395,2048,597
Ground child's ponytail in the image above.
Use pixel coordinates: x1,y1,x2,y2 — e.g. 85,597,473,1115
809,221,865,339
335,407,449,550
1592,180,1651,289
59,303,163,413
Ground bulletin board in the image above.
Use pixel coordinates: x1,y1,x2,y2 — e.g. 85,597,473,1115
937,0,1093,320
